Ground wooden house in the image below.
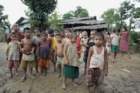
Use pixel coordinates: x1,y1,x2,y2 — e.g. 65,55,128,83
62,16,108,34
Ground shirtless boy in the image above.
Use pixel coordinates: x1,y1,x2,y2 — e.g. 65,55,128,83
20,30,35,81
56,34,63,77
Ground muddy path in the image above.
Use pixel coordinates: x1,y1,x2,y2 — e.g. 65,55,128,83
0,43,140,93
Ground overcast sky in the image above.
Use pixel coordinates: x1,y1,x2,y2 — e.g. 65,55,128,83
0,0,130,24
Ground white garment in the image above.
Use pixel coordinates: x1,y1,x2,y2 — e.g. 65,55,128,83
89,46,105,70
32,36,40,45
106,42,111,54
111,33,119,46
22,53,35,61
7,41,20,61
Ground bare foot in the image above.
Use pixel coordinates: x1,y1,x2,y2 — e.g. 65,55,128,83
21,76,26,82
9,74,13,79
62,83,66,89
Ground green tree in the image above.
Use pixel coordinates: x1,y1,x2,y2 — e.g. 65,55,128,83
134,7,140,18
119,1,135,31
48,11,63,31
0,5,10,32
22,0,57,31
101,8,121,30
74,6,89,17
63,6,89,20
63,11,75,20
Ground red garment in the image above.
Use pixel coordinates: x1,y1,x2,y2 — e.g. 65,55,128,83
120,31,129,52
76,36,81,57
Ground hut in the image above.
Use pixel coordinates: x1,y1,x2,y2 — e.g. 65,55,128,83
15,17,30,31
62,16,108,35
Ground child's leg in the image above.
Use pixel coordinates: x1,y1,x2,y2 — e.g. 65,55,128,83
56,63,61,77
8,61,13,78
28,61,34,75
39,67,43,74
35,61,39,73
88,86,96,93
43,68,48,76
14,61,18,75
35,57,39,73
84,62,87,75
62,64,66,89
53,56,57,72
62,76,66,89
21,61,27,81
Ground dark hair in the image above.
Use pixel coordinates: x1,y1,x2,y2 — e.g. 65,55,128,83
95,32,105,41
107,32,110,35
48,29,54,35
122,26,128,31
24,27,30,32
113,29,116,33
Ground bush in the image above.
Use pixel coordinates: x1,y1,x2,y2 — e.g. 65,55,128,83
130,31,140,52
130,32,139,43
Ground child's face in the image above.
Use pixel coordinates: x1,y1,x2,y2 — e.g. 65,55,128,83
11,35,17,41
94,36,104,46
57,36,62,42
71,37,76,43
41,35,47,41
25,32,31,38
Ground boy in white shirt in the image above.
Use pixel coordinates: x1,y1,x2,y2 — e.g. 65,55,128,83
111,30,119,63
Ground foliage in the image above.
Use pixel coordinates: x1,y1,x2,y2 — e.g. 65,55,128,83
131,32,140,44
133,7,140,18
119,1,135,20
101,8,121,29
48,11,63,31
74,6,89,17
0,5,10,32
63,6,89,20
22,0,57,31
63,11,75,20
101,1,140,31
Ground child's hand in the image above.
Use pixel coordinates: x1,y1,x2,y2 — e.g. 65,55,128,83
105,73,108,76
104,71,108,76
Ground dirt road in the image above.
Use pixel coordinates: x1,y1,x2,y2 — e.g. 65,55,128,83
0,43,140,93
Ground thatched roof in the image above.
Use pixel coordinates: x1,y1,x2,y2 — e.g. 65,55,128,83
67,24,108,30
63,20,105,25
63,16,108,31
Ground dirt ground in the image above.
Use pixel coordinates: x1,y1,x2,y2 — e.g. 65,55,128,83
0,43,140,93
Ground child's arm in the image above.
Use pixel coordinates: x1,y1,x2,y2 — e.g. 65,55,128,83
104,48,108,76
6,44,10,60
36,43,40,60
63,43,69,64
87,47,93,70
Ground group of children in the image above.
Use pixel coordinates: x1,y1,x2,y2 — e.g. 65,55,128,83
6,24,129,92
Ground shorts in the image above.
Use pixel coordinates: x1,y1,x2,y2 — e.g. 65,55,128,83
38,59,49,69
111,45,119,53
22,53,35,62
56,56,63,65
63,64,79,79
20,60,34,70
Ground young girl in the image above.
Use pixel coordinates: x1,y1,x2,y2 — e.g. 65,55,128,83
62,33,79,89
86,32,108,93
6,33,20,78
37,33,50,76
